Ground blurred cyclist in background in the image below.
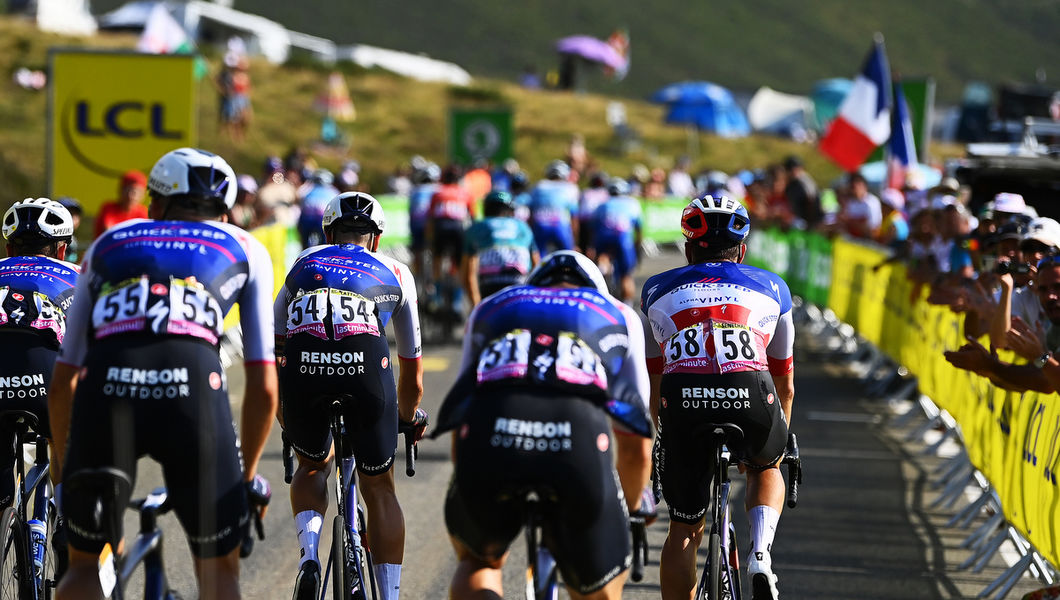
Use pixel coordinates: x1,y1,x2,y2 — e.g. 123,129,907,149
297,169,340,248
426,165,476,313
528,160,579,254
408,162,441,281
592,178,643,304
577,171,610,256
461,190,539,306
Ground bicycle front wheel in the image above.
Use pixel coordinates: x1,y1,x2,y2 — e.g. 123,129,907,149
0,507,31,600
332,516,350,600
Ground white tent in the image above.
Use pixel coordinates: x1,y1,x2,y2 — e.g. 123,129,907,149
336,44,472,86
747,86,814,140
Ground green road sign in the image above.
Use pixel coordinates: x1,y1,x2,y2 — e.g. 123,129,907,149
449,108,513,165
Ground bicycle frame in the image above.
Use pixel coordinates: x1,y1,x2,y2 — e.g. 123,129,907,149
328,399,377,600
523,492,558,600
696,426,743,600
4,411,54,600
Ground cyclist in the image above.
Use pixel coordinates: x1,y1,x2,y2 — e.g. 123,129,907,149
461,190,539,306
641,194,794,600
528,160,579,254
577,171,610,255
510,170,532,223
275,192,425,600
408,161,441,280
433,250,653,599
0,198,78,511
426,165,476,314
591,178,643,305
297,168,340,249
49,148,278,600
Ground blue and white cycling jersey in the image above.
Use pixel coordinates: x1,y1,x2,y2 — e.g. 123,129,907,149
436,285,652,437
592,196,643,244
529,180,578,227
641,262,794,376
274,244,421,360
59,219,275,366
408,183,438,232
0,256,79,346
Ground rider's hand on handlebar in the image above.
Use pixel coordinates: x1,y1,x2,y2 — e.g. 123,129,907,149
240,474,271,558
399,408,429,443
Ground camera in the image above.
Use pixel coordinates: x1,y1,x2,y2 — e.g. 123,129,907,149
995,261,1032,276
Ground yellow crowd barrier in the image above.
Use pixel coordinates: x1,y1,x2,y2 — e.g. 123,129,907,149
828,237,1060,568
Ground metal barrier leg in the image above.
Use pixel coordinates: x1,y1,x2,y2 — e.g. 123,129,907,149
923,426,957,456
971,528,1010,573
961,512,1005,551
906,415,942,443
931,470,974,509
979,552,1033,600
947,490,994,529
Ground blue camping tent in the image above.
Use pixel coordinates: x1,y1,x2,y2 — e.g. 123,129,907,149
651,81,750,138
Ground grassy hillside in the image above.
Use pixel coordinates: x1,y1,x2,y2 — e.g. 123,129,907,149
0,15,963,209
92,0,1060,105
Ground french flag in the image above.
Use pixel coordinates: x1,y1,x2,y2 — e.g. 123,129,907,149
819,36,892,172
886,80,918,190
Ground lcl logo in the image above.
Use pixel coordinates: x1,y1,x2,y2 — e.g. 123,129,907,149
73,101,182,139
60,98,188,178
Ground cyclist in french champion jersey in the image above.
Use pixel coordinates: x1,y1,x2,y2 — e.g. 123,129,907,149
528,160,579,254
0,198,78,510
462,190,539,305
434,250,653,600
276,192,425,600
641,195,794,600
50,148,277,600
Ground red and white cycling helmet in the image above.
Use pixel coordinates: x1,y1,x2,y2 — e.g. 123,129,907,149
680,194,750,249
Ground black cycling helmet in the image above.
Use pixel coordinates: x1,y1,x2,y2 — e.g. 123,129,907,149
681,194,750,250
483,190,516,216
3,198,74,243
526,250,608,294
322,192,386,235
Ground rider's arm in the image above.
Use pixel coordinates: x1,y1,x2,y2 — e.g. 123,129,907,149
614,303,653,512
48,244,97,483
238,236,279,481
393,262,424,422
463,254,480,307
766,281,796,425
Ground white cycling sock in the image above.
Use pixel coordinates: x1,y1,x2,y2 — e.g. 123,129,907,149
748,505,780,561
373,563,401,600
294,510,323,567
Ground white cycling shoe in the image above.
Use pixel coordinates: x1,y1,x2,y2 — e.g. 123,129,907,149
747,551,780,600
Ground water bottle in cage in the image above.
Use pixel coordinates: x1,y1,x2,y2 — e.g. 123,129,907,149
28,518,47,577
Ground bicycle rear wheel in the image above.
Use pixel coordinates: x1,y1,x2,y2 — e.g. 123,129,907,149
0,507,30,599
332,515,350,600
355,505,377,600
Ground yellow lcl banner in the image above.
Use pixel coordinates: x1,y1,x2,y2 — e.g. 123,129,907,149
829,237,1060,569
48,50,196,216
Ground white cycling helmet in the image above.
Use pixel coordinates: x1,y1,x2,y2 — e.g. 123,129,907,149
148,147,238,210
322,192,386,234
526,250,608,294
3,198,74,242
544,160,571,181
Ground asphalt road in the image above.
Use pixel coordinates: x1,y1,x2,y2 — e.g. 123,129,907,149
115,250,1048,599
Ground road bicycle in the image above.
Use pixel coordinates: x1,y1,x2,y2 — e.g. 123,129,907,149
694,426,801,600
282,396,423,600
61,468,269,600
0,410,61,600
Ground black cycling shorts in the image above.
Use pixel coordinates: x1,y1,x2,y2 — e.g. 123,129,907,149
0,331,57,507
657,370,788,525
0,331,57,438
444,390,630,595
62,336,247,558
432,218,466,263
280,333,397,474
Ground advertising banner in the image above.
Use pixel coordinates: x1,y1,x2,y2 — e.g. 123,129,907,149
49,50,196,215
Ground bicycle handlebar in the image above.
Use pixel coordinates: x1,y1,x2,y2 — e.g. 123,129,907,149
782,432,802,509
240,474,271,559
398,408,428,477
282,432,295,485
